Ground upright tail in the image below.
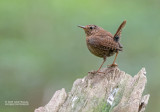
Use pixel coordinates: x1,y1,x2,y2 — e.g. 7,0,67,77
114,20,126,42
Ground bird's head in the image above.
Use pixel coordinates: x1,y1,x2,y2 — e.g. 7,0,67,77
78,25,102,36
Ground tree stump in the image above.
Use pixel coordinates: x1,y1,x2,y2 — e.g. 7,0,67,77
35,67,150,112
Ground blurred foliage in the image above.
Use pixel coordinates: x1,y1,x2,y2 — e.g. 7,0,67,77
0,0,160,111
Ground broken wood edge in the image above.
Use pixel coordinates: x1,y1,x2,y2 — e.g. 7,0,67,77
34,67,150,112
35,88,67,112
139,94,150,112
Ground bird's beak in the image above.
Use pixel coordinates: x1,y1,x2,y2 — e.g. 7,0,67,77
78,25,85,29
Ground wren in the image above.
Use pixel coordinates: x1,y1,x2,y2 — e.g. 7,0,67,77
78,20,126,73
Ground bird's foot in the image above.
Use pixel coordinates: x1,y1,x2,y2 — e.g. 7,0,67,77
88,71,97,74
88,71,105,74
107,63,118,68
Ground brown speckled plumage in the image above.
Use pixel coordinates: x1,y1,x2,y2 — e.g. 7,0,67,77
78,20,126,73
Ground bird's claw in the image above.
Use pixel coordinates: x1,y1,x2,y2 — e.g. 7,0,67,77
88,71,97,74
88,71,105,74
107,63,118,67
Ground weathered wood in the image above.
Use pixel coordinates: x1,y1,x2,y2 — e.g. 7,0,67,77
35,67,150,112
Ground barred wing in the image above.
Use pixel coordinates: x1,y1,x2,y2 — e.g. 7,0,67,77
87,36,122,51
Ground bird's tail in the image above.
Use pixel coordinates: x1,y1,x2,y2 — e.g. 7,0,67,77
114,20,126,38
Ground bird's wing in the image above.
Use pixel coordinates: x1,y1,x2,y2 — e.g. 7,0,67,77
98,29,113,38
87,36,122,51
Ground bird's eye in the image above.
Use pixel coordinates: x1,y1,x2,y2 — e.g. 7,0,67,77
89,27,93,30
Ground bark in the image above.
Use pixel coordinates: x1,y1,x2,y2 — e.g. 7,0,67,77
35,67,150,112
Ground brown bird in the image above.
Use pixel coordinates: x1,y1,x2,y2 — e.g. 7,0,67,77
78,20,126,73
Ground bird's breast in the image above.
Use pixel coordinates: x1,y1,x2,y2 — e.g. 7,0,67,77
86,38,116,58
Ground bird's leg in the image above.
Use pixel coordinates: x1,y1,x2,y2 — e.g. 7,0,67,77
108,52,118,67
88,57,106,74
96,57,106,73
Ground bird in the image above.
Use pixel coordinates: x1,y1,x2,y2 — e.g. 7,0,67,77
78,20,126,73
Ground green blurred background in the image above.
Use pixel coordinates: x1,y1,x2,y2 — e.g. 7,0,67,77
0,0,160,111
